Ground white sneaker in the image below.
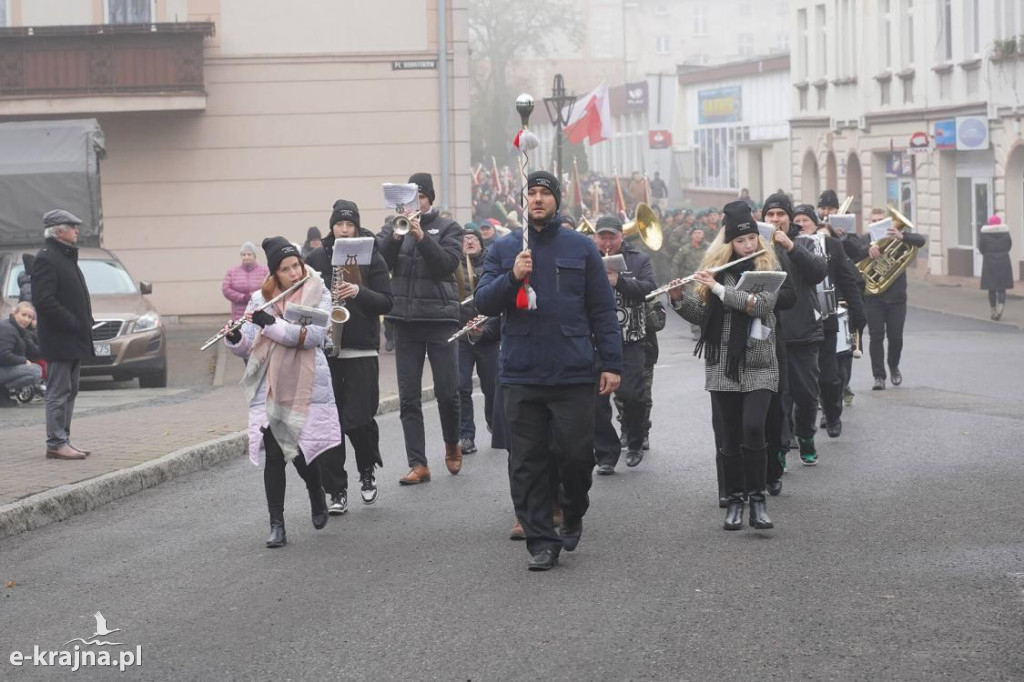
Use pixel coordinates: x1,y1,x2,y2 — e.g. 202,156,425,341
328,491,348,515
360,471,378,505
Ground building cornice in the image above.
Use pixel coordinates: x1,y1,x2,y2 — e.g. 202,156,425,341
790,116,830,129
677,54,790,85
864,102,987,125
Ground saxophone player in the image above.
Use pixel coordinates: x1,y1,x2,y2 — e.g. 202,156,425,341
306,200,394,511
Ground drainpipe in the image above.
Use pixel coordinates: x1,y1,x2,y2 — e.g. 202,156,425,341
438,0,450,210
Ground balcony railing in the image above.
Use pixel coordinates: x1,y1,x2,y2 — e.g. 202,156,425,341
0,23,215,99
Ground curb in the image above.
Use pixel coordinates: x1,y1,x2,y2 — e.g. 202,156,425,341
0,379,465,542
908,304,1024,331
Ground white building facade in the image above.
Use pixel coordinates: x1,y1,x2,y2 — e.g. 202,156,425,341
790,0,1023,282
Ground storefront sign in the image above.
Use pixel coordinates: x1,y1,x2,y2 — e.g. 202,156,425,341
698,86,742,124
956,116,990,151
648,130,672,149
392,60,437,70
934,119,956,150
908,131,930,154
626,81,648,111
887,151,915,177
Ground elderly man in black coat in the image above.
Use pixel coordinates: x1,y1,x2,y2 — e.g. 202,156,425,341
31,210,95,460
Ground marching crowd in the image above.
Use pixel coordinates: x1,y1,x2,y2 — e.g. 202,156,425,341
5,166,1014,573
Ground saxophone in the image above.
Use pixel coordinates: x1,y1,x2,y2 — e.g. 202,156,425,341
328,265,350,355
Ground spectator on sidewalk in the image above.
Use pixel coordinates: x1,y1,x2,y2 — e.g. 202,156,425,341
978,215,1013,321
18,253,34,303
222,242,270,321
301,226,323,260
31,210,94,460
0,302,44,406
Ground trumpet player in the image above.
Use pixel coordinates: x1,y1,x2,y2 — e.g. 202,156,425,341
456,224,498,456
375,173,466,484
306,200,393,511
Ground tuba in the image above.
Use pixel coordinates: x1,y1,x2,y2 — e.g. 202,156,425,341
576,216,596,236
622,202,663,251
857,205,919,296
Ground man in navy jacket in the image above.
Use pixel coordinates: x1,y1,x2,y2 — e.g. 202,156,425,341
475,171,622,572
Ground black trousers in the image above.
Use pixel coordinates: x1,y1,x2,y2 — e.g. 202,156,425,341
393,321,461,468
865,297,906,380
505,383,596,555
614,365,655,442
818,330,843,425
988,289,1007,306
458,339,498,441
784,343,820,440
595,342,646,464
319,356,384,495
710,390,772,497
263,429,323,512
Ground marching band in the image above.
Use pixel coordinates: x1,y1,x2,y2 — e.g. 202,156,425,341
215,150,924,569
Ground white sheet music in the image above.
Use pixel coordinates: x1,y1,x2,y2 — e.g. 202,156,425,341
602,254,627,273
828,214,855,235
331,236,375,266
757,222,776,243
868,217,893,243
734,270,787,295
382,183,419,210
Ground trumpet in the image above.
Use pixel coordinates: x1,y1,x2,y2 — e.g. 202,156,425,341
201,274,311,351
393,210,422,236
448,314,489,343
645,250,765,301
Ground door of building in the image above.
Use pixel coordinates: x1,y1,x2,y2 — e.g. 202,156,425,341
957,177,992,275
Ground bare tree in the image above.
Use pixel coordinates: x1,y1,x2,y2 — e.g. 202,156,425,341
469,0,581,163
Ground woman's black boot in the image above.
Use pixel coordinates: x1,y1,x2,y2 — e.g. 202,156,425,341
309,487,328,530
724,496,744,530
742,444,773,529
266,508,287,548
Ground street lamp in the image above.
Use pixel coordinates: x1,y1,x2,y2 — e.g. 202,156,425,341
543,74,577,182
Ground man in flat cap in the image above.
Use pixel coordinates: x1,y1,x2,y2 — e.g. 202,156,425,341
31,210,94,460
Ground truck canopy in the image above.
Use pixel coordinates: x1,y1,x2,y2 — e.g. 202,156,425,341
0,118,105,246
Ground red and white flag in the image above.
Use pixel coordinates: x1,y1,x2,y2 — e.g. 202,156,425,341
563,84,611,146
470,163,483,186
490,156,502,194
614,175,628,222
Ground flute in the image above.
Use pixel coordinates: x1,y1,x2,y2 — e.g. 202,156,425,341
645,250,766,301
200,274,311,351
447,314,489,343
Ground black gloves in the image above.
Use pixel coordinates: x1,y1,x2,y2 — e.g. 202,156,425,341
251,310,276,328
226,328,242,344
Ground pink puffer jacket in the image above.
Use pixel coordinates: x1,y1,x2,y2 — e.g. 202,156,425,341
222,263,269,319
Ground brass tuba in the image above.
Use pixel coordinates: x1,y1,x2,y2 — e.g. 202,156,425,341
622,202,663,251
576,216,596,236
856,205,919,296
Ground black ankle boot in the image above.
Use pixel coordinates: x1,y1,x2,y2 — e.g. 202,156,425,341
309,487,328,530
724,497,744,530
266,509,286,548
748,494,774,529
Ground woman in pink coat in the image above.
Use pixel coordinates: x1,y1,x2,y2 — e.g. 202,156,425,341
222,242,270,320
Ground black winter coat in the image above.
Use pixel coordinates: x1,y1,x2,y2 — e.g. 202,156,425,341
376,211,465,324
457,248,500,346
978,226,1014,291
613,241,658,345
305,228,394,351
0,316,41,366
31,238,94,361
822,235,866,332
779,238,828,346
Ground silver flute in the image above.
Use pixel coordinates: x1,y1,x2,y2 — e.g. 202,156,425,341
645,250,766,301
200,274,311,351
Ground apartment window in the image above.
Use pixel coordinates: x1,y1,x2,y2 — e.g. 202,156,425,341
997,0,1024,41
966,0,981,57
656,35,671,55
107,0,153,24
816,4,828,77
798,9,809,79
880,80,891,106
837,0,856,77
817,86,828,111
939,71,951,99
902,0,915,67
799,88,809,111
738,33,754,59
902,77,914,104
776,31,790,53
966,68,979,95
940,0,952,62
881,0,893,69
694,5,707,36
692,126,750,190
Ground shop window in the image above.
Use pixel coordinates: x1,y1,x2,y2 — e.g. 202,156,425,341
108,0,153,24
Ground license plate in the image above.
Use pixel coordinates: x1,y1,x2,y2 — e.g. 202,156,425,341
94,343,111,357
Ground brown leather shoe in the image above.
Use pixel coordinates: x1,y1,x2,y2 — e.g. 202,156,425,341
68,443,92,457
444,442,463,475
398,465,431,485
46,445,86,460
509,518,526,541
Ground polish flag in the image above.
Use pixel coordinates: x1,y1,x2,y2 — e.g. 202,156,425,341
563,84,611,146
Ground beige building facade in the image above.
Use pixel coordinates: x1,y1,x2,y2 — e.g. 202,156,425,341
789,0,1023,282
0,0,471,317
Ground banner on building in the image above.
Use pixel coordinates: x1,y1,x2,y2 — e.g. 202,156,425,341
955,116,990,151
648,130,673,149
933,119,956,150
698,86,742,125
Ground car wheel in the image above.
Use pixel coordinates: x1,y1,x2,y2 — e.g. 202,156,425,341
139,365,168,389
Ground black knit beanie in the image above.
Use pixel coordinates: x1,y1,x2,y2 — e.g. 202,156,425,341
408,173,435,204
527,171,561,209
262,236,301,273
817,189,839,209
762,191,794,222
330,199,360,229
793,203,821,226
722,201,758,243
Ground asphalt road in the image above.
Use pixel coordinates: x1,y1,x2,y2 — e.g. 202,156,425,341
1,309,1022,681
